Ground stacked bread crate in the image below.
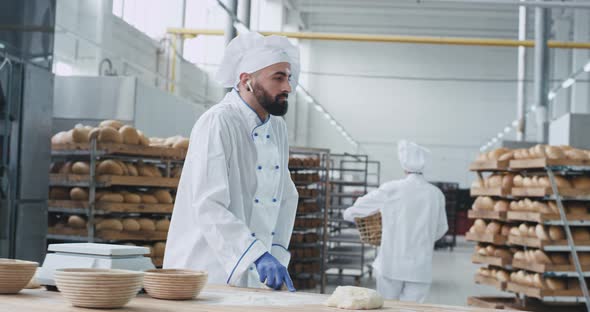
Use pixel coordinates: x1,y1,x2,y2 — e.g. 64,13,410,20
468,145,590,311
47,120,187,267
288,147,330,293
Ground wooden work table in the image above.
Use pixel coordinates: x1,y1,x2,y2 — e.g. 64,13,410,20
0,284,507,312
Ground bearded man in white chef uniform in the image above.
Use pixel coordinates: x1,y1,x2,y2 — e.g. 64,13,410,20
164,32,299,291
343,140,448,303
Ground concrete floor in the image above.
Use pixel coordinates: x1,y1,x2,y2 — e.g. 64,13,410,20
306,237,506,307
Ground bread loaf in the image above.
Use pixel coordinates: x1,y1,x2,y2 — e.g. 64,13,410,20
155,219,170,232
97,126,123,143
97,192,124,203
96,219,123,231
518,223,529,237
546,278,566,290
72,127,90,143
494,249,512,259
514,251,526,261
496,270,510,282
57,161,74,174
141,194,158,204
513,175,524,187
153,189,173,204
138,218,156,231
486,175,503,188
172,138,189,149
545,146,565,160
119,126,140,145
69,187,89,201
533,250,552,264
565,149,588,160
122,218,141,232
123,193,142,204
549,226,565,241
498,151,514,161
99,120,124,130
533,274,547,289
509,227,521,237
97,160,124,176
71,161,90,175
126,163,139,176
501,225,511,236
137,130,150,146
535,225,549,241
67,215,86,229
569,253,590,265
472,219,487,234
51,131,68,144
153,242,166,257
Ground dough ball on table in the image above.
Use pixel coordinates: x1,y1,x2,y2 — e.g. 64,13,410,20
324,286,384,310
122,218,141,232
71,161,90,175
69,187,89,201
119,126,140,145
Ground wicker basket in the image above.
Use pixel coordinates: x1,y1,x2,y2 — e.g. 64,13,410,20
354,212,382,246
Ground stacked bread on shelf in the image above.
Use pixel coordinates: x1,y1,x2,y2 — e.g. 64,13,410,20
49,187,173,204
475,145,590,162
288,157,321,167
51,120,189,150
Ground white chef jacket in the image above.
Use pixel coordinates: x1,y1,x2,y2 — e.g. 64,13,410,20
343,174,448,283
164,89,299,287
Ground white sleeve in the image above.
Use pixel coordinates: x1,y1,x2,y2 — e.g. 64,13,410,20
271,123,298,267
342,186,388,222
435,192,449,240
189,113,266,285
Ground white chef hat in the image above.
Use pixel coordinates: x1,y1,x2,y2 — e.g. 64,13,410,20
398,140,430,173
215,32,300,89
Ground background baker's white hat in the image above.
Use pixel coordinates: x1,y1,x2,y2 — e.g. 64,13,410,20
398,140,430,173
215,32,300,89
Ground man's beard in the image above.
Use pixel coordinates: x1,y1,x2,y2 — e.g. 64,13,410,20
253,85,289,116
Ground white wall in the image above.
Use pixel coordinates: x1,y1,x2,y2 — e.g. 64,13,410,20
300,39,540,186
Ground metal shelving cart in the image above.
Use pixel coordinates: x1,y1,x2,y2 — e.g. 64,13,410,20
288,147,330,293
325,153,380,285
47,138,186,267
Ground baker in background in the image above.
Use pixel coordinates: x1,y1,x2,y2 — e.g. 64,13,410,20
343,140,448,302
164,32,299,291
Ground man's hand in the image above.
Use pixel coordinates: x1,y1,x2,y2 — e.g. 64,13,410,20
254,252,296,292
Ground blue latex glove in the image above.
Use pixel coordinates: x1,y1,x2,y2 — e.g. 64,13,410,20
254,252,296,292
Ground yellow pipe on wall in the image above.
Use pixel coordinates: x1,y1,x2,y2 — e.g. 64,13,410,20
166,27,590,49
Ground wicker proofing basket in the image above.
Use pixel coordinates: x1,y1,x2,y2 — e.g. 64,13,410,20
354,212,382,246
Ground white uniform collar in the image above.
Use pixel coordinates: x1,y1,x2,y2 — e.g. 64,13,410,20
229,89,270,131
